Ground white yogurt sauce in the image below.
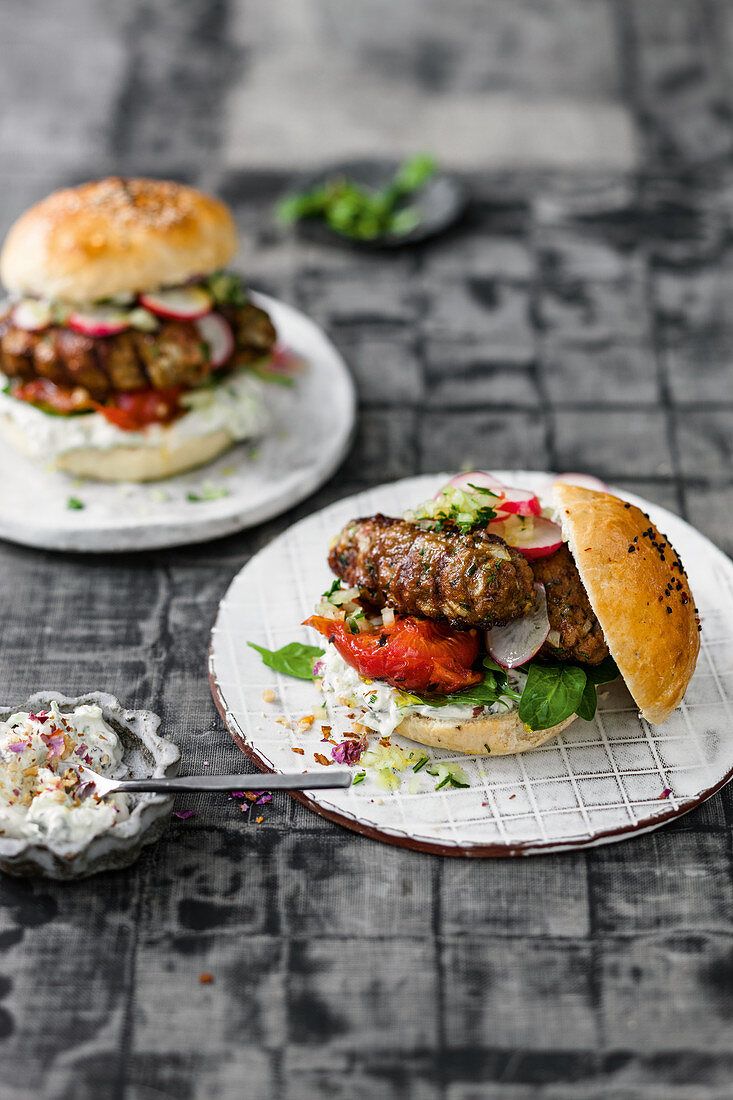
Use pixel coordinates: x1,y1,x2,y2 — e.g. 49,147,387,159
0,368,267,461
317,644,524,739
0,702,129,844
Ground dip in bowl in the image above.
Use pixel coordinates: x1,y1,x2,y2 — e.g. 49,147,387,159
0,691,180,879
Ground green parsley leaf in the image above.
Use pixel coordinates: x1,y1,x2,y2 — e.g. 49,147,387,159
66,497,85,510
247,641,324,681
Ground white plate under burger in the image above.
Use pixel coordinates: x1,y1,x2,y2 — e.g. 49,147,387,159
209,472,733,857
0,291,355,552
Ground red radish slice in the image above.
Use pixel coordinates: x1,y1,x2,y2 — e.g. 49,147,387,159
140,285,213,321
493,486,542,517
553,472,610,493
12,299,53,331
437,471,505,500
195,312,234,368
488,516,563,561
486,583,550,668
68,306,129,337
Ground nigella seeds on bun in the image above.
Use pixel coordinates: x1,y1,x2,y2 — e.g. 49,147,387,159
296,475,700,756
553,482,700,725
0,178,279,482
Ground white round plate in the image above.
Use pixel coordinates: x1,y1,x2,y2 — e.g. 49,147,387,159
0,293,356,552
209,472,733,856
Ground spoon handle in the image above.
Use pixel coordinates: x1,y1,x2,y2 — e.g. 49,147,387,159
112,770,352,793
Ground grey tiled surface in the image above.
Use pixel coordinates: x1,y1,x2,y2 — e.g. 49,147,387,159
1,2,733,1098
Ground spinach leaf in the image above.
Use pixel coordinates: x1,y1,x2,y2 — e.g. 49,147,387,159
247,641,324,680
585,656,621,686
577,675,599,722
518,663,588,731
412,667,519,711
576,656,621,721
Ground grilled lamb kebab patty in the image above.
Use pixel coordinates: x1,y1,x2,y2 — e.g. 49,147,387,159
0,301,276,399
329,515,609,665
531,544,609,666
329,514,536,629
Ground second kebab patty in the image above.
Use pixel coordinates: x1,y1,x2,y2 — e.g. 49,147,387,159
329,514,536,629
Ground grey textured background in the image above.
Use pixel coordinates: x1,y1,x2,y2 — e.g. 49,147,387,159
1,2,733,1097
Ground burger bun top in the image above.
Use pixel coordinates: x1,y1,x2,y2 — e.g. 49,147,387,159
0,177,238,304
553,482,699,724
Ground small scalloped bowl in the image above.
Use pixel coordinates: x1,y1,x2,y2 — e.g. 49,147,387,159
0,691,180,880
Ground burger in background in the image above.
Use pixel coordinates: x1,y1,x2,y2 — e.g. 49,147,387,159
0,177,279,481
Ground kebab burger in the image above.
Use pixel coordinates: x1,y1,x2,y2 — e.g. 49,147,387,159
0,177,278,481
305,474,700,755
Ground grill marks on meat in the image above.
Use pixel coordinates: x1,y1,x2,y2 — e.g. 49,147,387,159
0,301,276,398
329,515,535,629
531,545,609,666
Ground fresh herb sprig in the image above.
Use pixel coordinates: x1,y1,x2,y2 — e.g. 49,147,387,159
276,154,437,241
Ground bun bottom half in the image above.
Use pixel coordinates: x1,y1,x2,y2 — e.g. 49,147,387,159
1,417,235,482
394,710,578,755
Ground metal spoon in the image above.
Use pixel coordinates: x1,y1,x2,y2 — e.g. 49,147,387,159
78,765,352,796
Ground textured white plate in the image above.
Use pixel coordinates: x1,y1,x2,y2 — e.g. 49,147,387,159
209,472,733,856
0,293,356,552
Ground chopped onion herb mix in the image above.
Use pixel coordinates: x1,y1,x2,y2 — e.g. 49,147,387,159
404,483,500,533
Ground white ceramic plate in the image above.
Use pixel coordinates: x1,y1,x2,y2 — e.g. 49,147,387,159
0,293,356,552
209,472,733,856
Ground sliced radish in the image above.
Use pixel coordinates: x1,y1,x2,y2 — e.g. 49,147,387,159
552,472,610,493
437,471,505,500
488,515,563,561
140,285,213,321
493,486,542,518
486,583,550,668
68,306,129,337
195,312,234,368
12,299,53,331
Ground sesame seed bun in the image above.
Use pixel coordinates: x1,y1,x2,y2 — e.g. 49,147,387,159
553,482,699,724
0,178,238,304
394,710,577,755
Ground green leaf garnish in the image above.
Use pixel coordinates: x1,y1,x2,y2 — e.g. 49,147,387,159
412,664,520,711
412,756,429,773
206,270,248,308
275,153,437,241
518,663,588,732
352,771,366,785
66,497,85,510
247,641,324,681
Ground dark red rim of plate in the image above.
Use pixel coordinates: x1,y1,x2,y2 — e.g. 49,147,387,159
207,631,733,857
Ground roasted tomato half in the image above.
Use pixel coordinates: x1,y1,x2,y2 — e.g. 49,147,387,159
10,378,96,414
305,614,482,695
96,387,183,431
